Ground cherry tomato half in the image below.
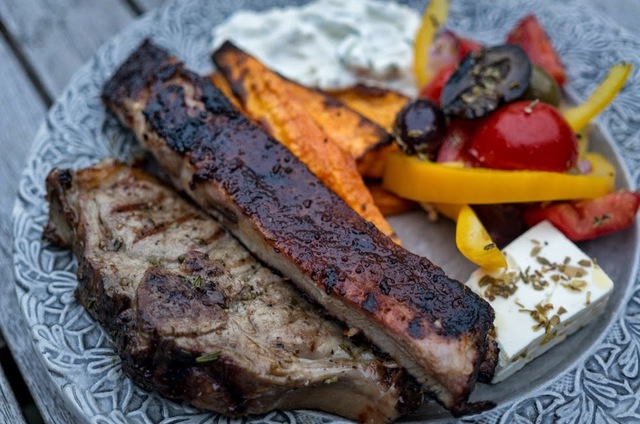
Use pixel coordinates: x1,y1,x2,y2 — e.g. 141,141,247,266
436,119,480,165
425,30,483,82
419,65,455,105
468,100,578,172
419,30,482,105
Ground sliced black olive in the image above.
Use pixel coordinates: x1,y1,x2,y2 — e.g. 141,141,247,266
392,99,446,160
441,44,532,119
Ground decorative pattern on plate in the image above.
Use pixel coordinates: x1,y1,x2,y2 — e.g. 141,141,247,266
12,0,640,422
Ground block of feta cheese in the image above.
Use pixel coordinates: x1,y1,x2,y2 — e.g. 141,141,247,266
465,220,614,383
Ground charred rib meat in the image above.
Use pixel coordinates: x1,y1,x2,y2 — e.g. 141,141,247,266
101,40,497,416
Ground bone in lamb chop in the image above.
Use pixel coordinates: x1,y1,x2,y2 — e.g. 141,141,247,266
44,159,423,423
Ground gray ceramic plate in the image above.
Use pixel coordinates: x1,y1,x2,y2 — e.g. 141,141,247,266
12,0,640,422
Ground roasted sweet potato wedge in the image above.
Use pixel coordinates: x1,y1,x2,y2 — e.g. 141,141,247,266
326,84,409,179
325,84,410,133
283,88,392,179
212,43,392,178
212,41,398,242
327,85,415,213
367,183,419,216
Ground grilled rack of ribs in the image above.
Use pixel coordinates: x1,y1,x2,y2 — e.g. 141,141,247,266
102,40,498,416
44,159,423,422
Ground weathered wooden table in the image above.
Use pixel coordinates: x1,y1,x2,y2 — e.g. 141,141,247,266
0,1,637,422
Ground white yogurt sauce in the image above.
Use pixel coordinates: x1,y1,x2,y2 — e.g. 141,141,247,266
211,0,420,96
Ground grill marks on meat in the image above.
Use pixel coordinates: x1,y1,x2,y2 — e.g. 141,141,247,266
44,160,422,422
101,40,497,416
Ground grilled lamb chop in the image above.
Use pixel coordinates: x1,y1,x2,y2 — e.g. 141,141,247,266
43,159,422,422
101,40,498,416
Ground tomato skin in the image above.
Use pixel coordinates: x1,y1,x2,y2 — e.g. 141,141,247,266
457,35,483,59
469,101,578,172
419,65,455,105
420,30,483,104
427,30,483,77
436,119,480,165
506,13,567,86
523,191,640,241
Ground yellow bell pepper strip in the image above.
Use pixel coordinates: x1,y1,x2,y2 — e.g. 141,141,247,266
577,128,590,158
413,0,450,88
431,203,507,269
383,152,615,204
563,62,632,133
456,205,507,269
432,202,461,221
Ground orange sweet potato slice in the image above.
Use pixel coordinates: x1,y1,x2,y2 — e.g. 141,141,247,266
325,84,410,133
326,85,409,179
212,42,398,242
210,71,245,113
367,183,419,216
328,85,415,214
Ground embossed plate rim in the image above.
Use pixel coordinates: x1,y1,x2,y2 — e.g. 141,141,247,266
12,0,640,422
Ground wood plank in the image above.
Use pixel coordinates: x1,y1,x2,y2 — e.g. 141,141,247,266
0,365,25,424
0,33,77,424
0,0,136,99
0,1,148,422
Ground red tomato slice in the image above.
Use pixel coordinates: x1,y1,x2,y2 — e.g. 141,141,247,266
457,35,483,59
420,30,483,104
506,13,567,86
523,191,640,241
419,65,455,105
436,119,480,165
469,100,578,172
427,30,483,78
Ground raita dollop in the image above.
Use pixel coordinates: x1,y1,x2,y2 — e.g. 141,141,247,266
211,0,420,95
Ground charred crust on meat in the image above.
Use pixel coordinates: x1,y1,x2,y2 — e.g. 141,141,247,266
395,375,424,416
144,85,204,154
322,267,339,295
45,160,424,421
125,340,245,414
478,334,499,383
101,39,173,109
361,292,379,313
407,317,425,339
201,80,239,117
136,267,227,337
76,258,133,335
156,62,182,83
378,277,391,296
42,170,72,247
57,169,73,189
102,41,497,416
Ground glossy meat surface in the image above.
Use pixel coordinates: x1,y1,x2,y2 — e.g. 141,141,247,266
101,40,497,416
44,159,421,423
